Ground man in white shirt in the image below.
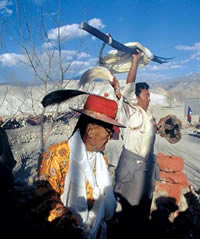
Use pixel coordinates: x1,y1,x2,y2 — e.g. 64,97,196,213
112,53,160,237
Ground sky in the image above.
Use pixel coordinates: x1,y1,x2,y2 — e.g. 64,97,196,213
0,0,200,85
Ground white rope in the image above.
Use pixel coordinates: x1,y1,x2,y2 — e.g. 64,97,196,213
106,33,113,45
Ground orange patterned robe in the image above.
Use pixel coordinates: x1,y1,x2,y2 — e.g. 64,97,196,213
35,140,108,224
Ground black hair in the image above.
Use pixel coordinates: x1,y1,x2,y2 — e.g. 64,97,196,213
135,82,149,97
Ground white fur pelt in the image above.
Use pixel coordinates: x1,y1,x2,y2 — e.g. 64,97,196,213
78,66,114,88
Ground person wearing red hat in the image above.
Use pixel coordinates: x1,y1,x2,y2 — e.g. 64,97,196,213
31,94,125,238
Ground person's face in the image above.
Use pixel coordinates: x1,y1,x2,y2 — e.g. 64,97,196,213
137,89,150,111
86,124,113,152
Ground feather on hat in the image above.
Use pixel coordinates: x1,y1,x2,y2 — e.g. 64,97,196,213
41,89,88,107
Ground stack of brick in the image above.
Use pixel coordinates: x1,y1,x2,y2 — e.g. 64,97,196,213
151,152,190,221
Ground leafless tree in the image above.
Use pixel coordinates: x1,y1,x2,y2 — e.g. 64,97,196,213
2,0,90,153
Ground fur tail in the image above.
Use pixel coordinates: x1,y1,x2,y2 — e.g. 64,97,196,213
78,66,113,88
41,89,88,107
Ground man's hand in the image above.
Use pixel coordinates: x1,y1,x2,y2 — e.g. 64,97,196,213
110,76,121,100
127,51,142,84
131,51,142,65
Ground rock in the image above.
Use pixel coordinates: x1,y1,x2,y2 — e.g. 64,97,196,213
157,152,184,172
151,153,190,222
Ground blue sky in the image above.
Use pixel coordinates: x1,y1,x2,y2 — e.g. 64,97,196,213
0,0,200,84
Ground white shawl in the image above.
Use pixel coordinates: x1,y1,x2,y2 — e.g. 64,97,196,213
61,130,116,238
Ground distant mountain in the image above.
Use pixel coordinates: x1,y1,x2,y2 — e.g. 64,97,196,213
150,87,170,97
161,73,200,90
0,72,199,119
0,80,43,88
146,73,200,100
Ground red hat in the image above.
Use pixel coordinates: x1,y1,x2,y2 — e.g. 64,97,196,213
70,94,125,128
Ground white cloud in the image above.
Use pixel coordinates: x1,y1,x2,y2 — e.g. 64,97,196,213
0,0,13,16
0,49,94,76
56,50,90,61
77,52,90,59
68,57,98,76
42,42,54,49
180,59,189,64
137,71,169,81
0,53,27,66
169,64,182,69
88,18,105,29
180,51,200,64
143,62,182,71
176,42,200,51
190,52,200,61
47,18,105,42
48,23,85,41
176,42,200,64
63,56,97,71
115,70,170,82
31,49,88,71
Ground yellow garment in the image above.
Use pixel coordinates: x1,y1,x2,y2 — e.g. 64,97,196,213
36,140,108,222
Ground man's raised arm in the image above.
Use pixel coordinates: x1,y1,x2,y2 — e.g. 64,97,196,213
127,52,142,84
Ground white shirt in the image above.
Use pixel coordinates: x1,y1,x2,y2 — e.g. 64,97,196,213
118,82,155,158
